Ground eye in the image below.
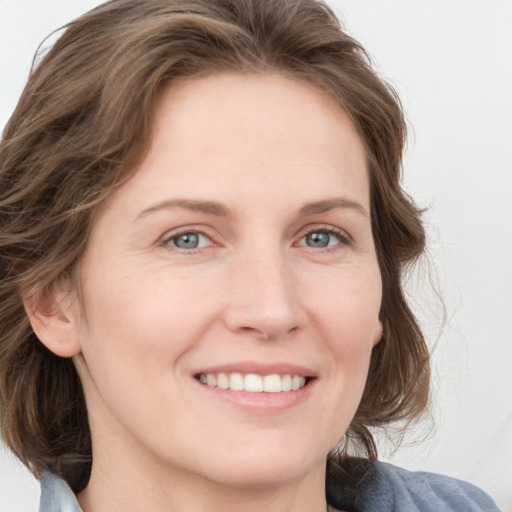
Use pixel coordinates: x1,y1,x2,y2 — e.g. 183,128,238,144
163,231,212,250
298,228,349,249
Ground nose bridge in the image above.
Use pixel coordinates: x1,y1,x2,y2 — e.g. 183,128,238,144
225,240,303,340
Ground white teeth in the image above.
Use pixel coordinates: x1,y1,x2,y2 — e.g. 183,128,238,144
198,372,308,392
244,373,264,392
291,375,306,391
282,374,292,392
217,372,229,390
263,374,282,393
229,372,244,391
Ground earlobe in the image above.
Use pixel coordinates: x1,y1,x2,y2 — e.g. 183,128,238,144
23,286,82,358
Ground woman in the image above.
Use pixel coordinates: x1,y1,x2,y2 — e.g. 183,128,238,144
0,0,501,511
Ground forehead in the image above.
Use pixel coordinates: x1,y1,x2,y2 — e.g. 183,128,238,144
104,72,369,217
151,72,365,169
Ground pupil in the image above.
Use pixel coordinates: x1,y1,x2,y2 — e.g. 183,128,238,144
175,233,199,249
307,232,329,248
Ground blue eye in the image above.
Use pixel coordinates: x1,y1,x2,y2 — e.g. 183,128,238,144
302,229,345,248
167,232,210,250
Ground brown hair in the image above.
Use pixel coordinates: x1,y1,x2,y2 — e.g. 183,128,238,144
0,0,428,492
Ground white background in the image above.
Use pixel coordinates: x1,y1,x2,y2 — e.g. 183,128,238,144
1,1,511,510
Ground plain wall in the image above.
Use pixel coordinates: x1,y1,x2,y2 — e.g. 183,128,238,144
1,1,511,510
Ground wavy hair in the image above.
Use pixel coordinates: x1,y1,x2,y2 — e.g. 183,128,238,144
0,0,429,492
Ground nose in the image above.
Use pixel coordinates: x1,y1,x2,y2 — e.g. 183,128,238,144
223,249,305,341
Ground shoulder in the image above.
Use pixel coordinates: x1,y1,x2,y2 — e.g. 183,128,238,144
39,472,83,512
370,461,500,511
327,459,501,512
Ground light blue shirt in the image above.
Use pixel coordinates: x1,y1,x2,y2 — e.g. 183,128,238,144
38,461,501,511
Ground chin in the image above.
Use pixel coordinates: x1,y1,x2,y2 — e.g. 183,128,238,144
194,443,326,489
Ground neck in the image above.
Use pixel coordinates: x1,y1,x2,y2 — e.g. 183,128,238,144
78,461,330,512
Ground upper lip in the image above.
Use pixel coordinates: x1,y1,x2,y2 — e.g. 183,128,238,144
193,362,317,378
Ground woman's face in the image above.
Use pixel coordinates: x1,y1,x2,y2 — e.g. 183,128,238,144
72,73,382,487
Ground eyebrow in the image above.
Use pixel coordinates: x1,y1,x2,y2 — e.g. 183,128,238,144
297,197,368,218
135,199,229,220
134,195,368,221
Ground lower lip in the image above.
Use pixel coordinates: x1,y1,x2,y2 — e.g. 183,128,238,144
194,379,315,412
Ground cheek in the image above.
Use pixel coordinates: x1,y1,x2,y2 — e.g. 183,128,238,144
309,266,382,339
74,265,222,434
79,262,223,373
306,266,381,390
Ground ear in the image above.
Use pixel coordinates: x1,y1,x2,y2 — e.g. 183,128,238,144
23,284,82,358
373,320,383,346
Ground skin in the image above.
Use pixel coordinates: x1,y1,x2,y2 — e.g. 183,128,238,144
29,73,382,512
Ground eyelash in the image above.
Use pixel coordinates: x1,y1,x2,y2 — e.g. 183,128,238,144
159,228,214,254
158,225,352,254
297,226,352,251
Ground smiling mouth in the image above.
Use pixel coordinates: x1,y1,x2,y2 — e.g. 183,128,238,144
194,372,313,393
